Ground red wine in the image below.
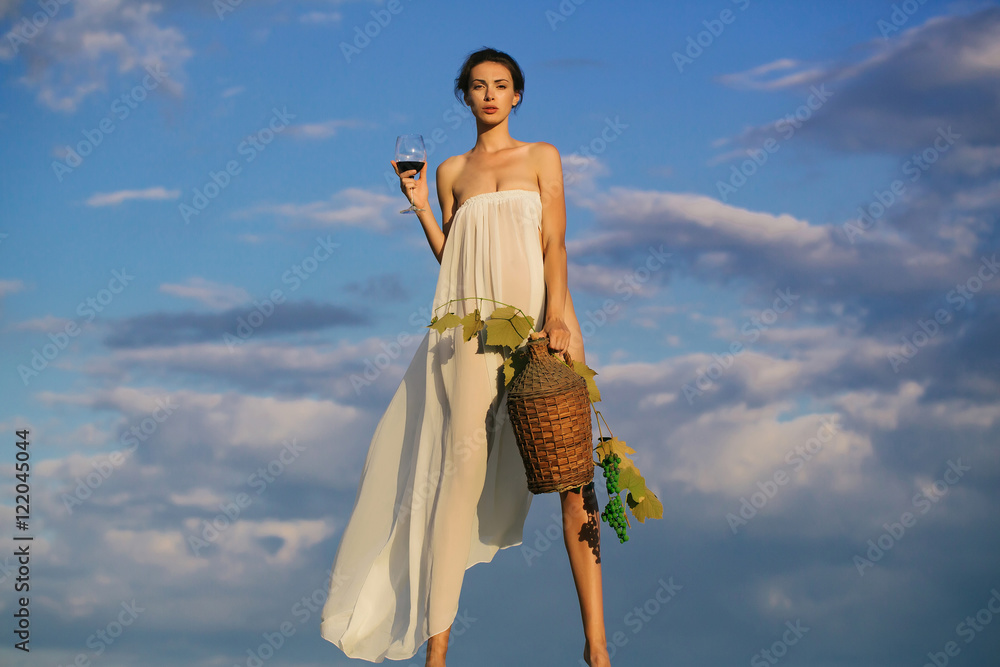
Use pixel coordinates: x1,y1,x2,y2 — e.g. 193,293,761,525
396,161,425,176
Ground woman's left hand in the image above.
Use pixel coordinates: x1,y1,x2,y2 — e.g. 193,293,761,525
530,316,572,359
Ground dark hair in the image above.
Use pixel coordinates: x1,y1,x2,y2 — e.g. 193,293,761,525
454,47,524,113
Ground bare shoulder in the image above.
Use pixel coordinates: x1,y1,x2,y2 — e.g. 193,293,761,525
527,142,563,190
528,141,562,177
436,154,465,193
527,141,561,161
436,153,466,180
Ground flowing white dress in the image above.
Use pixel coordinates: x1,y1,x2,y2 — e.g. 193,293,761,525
321,189,546,662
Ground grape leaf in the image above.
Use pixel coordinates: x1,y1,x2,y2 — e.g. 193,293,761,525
618,465,649,504
595,436,637,470
461,309,484,342
502,349,530,386
571,360,601,403
626,489,664,523
428,312,462,334
490,305,518,319
485,311,532,352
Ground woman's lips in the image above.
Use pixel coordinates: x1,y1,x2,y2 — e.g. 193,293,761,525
483,107,498,113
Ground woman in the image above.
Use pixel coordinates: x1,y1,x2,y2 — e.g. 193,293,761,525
320,47,611,667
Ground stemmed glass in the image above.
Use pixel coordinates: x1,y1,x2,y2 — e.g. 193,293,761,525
395,134,427,214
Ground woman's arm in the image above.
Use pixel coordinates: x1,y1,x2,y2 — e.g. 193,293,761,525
392,159,451,264
533,142,572,354
430,158,460,264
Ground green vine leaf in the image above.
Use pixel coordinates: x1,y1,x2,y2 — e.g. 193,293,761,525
595,437,636,470
460,309,484,342
626,489,664,523
428,312,462,334
490,305,517,319
502,348,530,387
484,307,533,352
572,360,601,403
618,465,649,505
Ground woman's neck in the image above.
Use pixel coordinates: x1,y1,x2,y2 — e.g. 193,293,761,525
472,120,518,153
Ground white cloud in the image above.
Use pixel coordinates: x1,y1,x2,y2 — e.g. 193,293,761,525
220,85,245,98
1,0,193,112
0,278,25,297
233,187,400,231
299,10,342,25
159,278,251,310
286,118,370,139
8,315,72,332
85,186,180,207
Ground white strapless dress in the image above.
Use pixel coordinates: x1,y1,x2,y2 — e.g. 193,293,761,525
320,189,547,662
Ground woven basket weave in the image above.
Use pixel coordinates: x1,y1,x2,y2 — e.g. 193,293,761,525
506,336,594,494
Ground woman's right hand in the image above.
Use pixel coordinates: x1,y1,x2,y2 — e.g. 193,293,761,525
391,160,430,211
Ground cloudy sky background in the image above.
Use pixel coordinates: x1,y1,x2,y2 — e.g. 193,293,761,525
2,0,1000,665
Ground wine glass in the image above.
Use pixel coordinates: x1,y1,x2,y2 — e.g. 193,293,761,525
395,134,427,214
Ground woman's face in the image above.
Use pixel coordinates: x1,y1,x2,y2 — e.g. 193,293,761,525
465,61,520,121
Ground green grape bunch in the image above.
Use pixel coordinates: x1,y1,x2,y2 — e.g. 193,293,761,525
599,453,629,543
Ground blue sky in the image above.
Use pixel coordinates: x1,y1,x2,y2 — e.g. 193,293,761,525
2,0,1000,665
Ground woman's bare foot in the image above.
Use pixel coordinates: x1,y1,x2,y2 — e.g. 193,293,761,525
583,637,611,667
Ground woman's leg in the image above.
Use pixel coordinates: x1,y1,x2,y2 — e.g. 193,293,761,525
559,289,610,664
561,483,610,666
425,626,450,666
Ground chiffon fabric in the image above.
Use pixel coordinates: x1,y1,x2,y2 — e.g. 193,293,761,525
321,189,547,662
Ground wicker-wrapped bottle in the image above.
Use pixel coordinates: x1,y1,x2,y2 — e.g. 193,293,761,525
506,336,594,493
